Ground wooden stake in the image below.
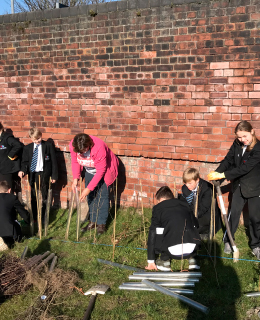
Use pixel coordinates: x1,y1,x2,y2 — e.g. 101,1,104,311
35,181,41,239
44,177,52,237
75,187,81,242
27,177,34,236
38,175,42,239
80,177,82,198
140,181,147,247
194,184,200,218
112,178,118,261
213,185,216,266
208,185,215,253
180,219,187,272
65,190,75,240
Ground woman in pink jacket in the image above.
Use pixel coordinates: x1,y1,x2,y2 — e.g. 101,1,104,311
69,133,119,235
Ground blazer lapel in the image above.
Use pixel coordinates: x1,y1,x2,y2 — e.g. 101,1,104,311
29,143,34,164
41,141,46,165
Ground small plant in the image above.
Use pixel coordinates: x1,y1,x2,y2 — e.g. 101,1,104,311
136,10,141,17
89,9,97,17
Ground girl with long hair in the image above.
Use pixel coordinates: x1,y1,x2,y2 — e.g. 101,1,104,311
208,121,260,259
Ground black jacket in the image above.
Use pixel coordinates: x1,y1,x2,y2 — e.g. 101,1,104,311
0,132,23,174
20,140,58,186
216,139,260,198
0,193,29,238
181,178,222,234
147,198,200,261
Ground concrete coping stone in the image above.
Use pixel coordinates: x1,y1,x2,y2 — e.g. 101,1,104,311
0,0,210,24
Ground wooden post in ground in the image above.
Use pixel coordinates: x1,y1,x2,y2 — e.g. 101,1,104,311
112,178,118,261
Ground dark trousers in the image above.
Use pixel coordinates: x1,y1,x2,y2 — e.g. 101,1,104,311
85,171,110,225
224,186,260,249
2,222,22,248
31,172,48,220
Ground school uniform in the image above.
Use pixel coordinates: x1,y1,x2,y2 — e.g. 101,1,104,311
216,139,260,249
20,140,58,219
181,178,222,235
0,193,30,246
147,198,200,263
0,131,23,188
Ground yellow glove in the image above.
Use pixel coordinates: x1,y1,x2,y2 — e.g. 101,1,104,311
207,171,225,181
8,155,18,161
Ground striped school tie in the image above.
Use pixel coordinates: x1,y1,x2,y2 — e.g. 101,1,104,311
30,144,39,172
186,191,196,205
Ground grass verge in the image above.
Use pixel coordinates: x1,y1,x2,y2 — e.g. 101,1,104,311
0,206,260,320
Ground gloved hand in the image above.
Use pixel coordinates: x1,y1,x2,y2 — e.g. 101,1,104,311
8,155,18,161
207,171,225,181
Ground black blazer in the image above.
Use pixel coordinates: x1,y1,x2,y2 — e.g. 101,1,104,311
20,140,58,186
0,132,23,174
216,139,260,198
147,198,200,261
0,193,29,238
181,178,222,234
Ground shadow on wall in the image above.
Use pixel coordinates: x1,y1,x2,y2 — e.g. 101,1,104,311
6,128,24,194
111,157,126,209
47,138,67,210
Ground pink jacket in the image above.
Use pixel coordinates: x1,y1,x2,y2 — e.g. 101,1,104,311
69,135,119,191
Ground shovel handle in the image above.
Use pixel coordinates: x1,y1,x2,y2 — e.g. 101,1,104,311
83,294,97,320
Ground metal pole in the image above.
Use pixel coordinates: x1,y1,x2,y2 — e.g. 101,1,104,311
143,280,209,314
122,281,195,287
11,0,14,14
245,292,260,297
129,275,199,282
119,285,194,295
133,272,202,277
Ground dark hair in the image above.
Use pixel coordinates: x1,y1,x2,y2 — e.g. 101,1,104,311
155,186,174,201
0,180,10,193
0,122,4,132
235,121,258,151
72,133,94,153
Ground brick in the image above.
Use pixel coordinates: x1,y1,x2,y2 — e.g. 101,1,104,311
229,92,248,98
210,62,229,69
228,77,248,84
249,92,260,99
0,0,259,210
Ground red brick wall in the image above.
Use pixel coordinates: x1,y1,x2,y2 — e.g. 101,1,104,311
0,0,259,209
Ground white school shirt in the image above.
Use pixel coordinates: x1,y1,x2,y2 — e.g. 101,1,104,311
34,143,43,172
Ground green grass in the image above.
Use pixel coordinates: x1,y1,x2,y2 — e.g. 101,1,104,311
1,207,260,320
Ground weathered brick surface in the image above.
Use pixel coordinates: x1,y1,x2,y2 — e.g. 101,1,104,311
0,0,260,208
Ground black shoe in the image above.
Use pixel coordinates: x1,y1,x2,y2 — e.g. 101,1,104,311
155,258,171,271
224,242,232,254
200,233,209,241
188,258,200,270
81,222,96,232
97,224,106,235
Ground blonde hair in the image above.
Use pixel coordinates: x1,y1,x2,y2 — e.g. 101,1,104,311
235,121,258,152
29,127,42,140
183,167,200,183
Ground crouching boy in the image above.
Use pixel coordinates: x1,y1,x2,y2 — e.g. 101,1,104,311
0,181,30,249
146,186,201,271
181,168,221,239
